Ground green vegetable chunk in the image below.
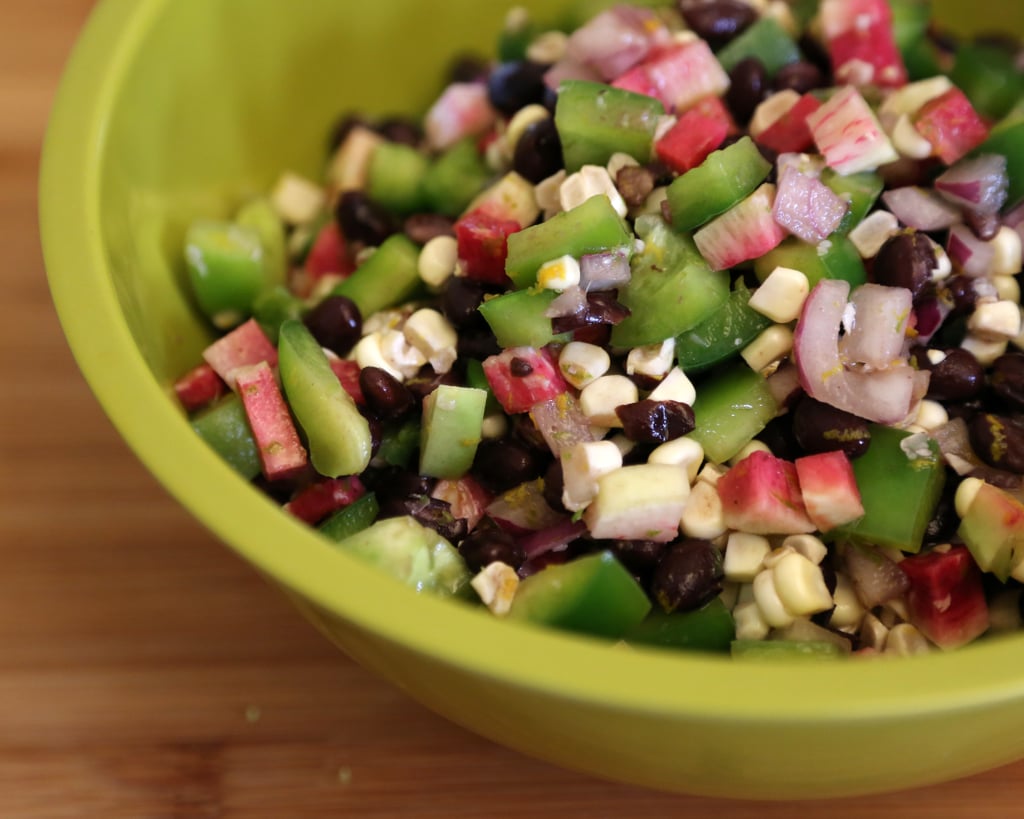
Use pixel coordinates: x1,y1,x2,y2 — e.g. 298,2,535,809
555,80,664,172
687,363,778,464
675,283,772,374
252,285,305,344
625,598,735,653
821,170,884,236
190,393,261,480
831,425,945,553
505,194,632,289
319,493,380,542
508,551,652,640
666,136,772,232
368,140,429,214
330,233,423,317
754,234,867,288
610,215,730,348
714,17,800,76
478,289,571,348
419,385,487,479
335,517,471,597
278,320,372,478
184,220,267,328
420,138,492,218
235,196,287,289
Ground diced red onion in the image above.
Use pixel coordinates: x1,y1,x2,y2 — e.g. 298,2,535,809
529,394,595,457
766,361,803,408
565,5,670,81
947,223,995,277
934,154,1008,215
486,479,564,534
519,518,588,559
882,186,962,231
580,248,632,291
543,284,588,319
837,283,913,370
543,57,601,91
776,151,826,179
843,544,909,609
773,165,849,243
912,296,951,344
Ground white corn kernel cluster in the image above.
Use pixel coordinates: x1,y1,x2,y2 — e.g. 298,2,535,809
626,339,676,380
403,308,458,373
680,479,727,540
560,440,624,512
967,300,1022,341
470,561,520,616
961,333,1009,366
558,341,611,389
734,584,771,640
749,90,800,138
741,325,793,372
418,235,459,288
891,113,934,159
353,330,423,381
878,76,952,125
579,375,638,426
328,125,383,192
748,266,810,323
270,172,325,225
912,399,949,433
848,210,900,259
751,548,833,628
884,623,931,656
648,437,704,483
559,165,628,217
537,254,582,291
648,367,697,405
723,532,771,582
535,170,567,219
781,534,828,565
829,573,866,631
991,226,1023,276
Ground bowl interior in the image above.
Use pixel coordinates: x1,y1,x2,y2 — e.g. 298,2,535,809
41,0,1024,798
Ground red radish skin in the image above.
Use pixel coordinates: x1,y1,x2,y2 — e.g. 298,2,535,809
483,347,570,414
174,362,227,413
612,40,729,114
202,318,279,390
424,82,497,152
455,207,520,285
755,93,822,154
304,221,355,282
829,21,907,88
900,546,990,650
717,450,817,535
807,85,898,175
234,361,308,481
655,97,731,173
431,475,492,531
794,451,865,532
693,183,787,271
913,88,989,165
326,357,365,405
284,476,365,525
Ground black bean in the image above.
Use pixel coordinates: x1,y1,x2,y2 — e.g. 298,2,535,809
448,53,490,84
359,366,415,420
473,438,546,493
645,158,675,187
335,191,396,248
615,164,656,208
302,295,363,357
678,0,757,50
542,459,566,512
550,292,631,334
772,60,826,94
942,275,980,317
603,539,668,581
458,521,525,572
616,400,695,444
441,277,489,329
792,396,871,458
912,347,985,402
365,466,435,502
725,57,767,124
404,213,455,245
404,368,461,402
379,495,468,543
970,413,1024,474
487,60,549,117
872,231,934,299
376,115,422,147
922,481,960,547
513,117,563,183
509,414,550,452
966,208,1001,242
649,538,724,613
798,31,833,77
991,352,1024,411
758,413,803,461
456,331,501,361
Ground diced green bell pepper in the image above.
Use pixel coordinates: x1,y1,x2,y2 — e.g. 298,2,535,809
368,140,430,215
951,43,1024,122
319,492,380,542
190,393,261,480
236,196,288,290
674,283,772,374
831,425,946,554
714,17,800,77
687,363,778,464
611,216,731,349
419,385,487,479
184,220,267,329
421,138,493,218
754,234,866,288
251,285,305,344
821,170,884,236
330,233,423,317
508,551,652,639
624,597,735,653
477,288,572,348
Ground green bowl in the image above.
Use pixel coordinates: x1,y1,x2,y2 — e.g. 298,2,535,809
41,0,1024,799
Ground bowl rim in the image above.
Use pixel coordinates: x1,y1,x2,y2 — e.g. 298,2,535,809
39,0,1024,727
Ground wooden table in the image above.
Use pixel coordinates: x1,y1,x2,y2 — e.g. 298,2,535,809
3,2,1022,815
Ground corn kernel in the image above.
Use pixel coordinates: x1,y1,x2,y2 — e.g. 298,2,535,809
559,165,628,217
848,210,900,259
749,266,810,323
723,532,771,583
753,569,796,628
470,561,520,616
579,375,638,427
626,339,676,380
418,235,459,288
560,440,624,512
749,90,800,138
992,226,1023,277
772,551,833,616
741,325,794,372
270,171,325,225
647,366,696,405
648,437,704,483
537,254,582,291
559,341,611,389
968,300,1022,340
734,600,771,640
781,534,827,565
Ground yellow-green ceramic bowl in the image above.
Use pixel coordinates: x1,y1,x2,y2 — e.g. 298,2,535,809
41,0,1024,799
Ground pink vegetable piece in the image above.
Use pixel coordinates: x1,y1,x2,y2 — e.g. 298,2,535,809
772,164,849,243
694,183,786,271
565,4,670,81
431,475,492,531
913,88,989,165
234,361,308,481
285,476,365,525
901,546,990,650
482,346,569,414
173,362,227,413
424,82,497,152
794,451,865,532
807,85,898,175
612,39,729,113
202,318,278,390
717,451,816,535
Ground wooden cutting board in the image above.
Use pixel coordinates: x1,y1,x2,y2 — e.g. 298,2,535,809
4,2,1022,815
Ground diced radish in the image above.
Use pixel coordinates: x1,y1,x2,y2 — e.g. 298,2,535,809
772,165,849,243
566,4,671,81
304,220,355,281
934,154,1009,215
174,362,227,413
794,451,865,531
807,85,898,175
947,223,996,277
482,346,570,414
694,183,786,271
529,393,596,457
613,40,730,114
819,0,891,39
717,451,817,535
755,93,822,154
326,356,365,405
234,361,308,480
284,476,365,525
202,318,278,390
900,545,990,650
424,82,497,152
431,475,492,531
584,464,690,542
486,478,563,534
655,96,732,173
881,186,962,231
828,22,907,89
455,207,520,285
912,88,989,166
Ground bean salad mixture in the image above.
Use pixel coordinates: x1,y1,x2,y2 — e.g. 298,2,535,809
176,0,1024,659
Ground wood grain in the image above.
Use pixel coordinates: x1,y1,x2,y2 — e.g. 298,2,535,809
4,2,1023,816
